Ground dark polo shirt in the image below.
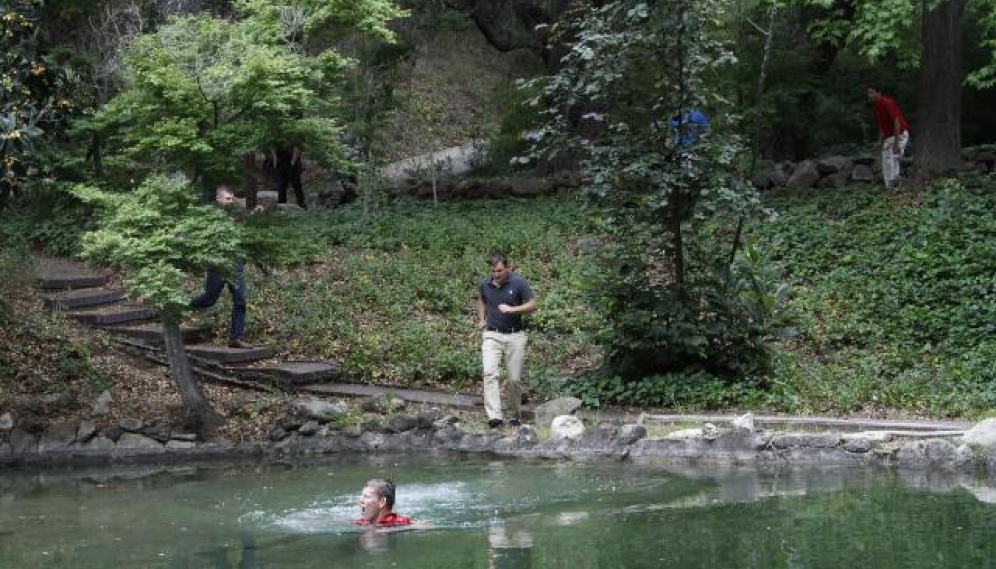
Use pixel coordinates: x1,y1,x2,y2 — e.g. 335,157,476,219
479,273,534,332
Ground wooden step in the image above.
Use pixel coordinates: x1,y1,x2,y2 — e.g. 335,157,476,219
186,344,276,364
37,272,110,290
41,287,125,310
235,360,344,385
107,323,210,345
35,258,111,290
67,304,158,326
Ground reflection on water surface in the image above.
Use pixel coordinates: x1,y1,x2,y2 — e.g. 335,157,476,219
0,454,994,568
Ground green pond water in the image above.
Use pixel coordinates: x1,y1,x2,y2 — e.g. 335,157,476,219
1,454,994,568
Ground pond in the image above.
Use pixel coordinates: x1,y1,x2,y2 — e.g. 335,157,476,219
1,453,994,568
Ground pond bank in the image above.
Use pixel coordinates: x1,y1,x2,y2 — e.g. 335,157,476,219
3,410,996,477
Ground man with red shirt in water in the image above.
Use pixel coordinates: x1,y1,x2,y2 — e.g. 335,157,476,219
868,86,911,189
356,478,413,527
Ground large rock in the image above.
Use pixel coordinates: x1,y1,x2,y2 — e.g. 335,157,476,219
815,155,852,176
550,415,585,441
38,423,78,453
0,412,13,431
116,433,164,453
851,164,875,182
533,397,582,428
289,397,350,423
786,160,819,189
963,419,996,447
91,390,112,417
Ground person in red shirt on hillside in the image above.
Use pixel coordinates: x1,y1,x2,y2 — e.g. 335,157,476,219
356,478,413,527
867,86,911,189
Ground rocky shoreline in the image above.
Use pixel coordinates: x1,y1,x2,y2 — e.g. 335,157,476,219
3,400,996,476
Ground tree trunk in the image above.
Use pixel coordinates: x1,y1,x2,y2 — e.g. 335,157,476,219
914,0,966,177
242,152,258,209
161,309,221,435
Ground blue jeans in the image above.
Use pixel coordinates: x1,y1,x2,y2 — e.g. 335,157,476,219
190,263,246,341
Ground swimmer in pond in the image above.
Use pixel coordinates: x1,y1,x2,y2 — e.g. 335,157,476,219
356,478,413,527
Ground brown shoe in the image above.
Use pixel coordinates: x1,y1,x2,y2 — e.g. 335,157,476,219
228,339,253,349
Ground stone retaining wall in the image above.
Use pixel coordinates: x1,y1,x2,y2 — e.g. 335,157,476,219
3,414,995,476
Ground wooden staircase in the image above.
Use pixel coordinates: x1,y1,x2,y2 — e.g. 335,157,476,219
35,258,343,391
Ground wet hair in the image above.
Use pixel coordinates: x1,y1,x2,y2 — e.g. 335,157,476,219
487,252,509,268
365,478,397,509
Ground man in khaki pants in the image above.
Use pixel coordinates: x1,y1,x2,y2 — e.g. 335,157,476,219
477,252,538,428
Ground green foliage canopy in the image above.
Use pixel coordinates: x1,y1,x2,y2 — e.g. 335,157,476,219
525,0,772,380
86,0,405,186
0,0,79,205
73,174,241,309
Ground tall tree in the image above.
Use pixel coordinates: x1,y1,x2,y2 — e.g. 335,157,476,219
73,175,239,433
800,0,973,176
526,0,770,380
78,0,404,427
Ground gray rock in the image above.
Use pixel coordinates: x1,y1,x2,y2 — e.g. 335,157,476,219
359,395,406,413
963,418,996,447
896,441,927,466
666,428,704,440
955,444,975,468
298,421,320,436
102,425,123,442
851,164,875,182
91,390,112,417
786,160,819,189
731,413,755,432
115,433,164,453
771,433,841,449
432,415,460,430
533,397,582,428
416,408,445,429
517,425,539,445
77,421,98,443
923,439,959,466
550,415,585,441
80,436,115,453
9,428,37,454
815,155,852,175
579,424,618,448
170,432,198,442
165,440,197,451
843,437,874,453
770,162,793,187
702,423,720,440
289,397,350,423
119,417,144,433
143,423,171,443
618,424,647,445
0,412,13,431
257,190,279,208
818,170,851,189
38,423,78,453
386,415,419,433
269,427,289,441
42,392,74,407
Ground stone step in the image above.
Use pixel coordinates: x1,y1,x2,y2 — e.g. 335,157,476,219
234,360,344,386
186,344,276,364
107,323,210,345
66,304,158,326
41,287,125,310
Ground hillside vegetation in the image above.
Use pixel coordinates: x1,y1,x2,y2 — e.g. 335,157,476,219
10,175,996,420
